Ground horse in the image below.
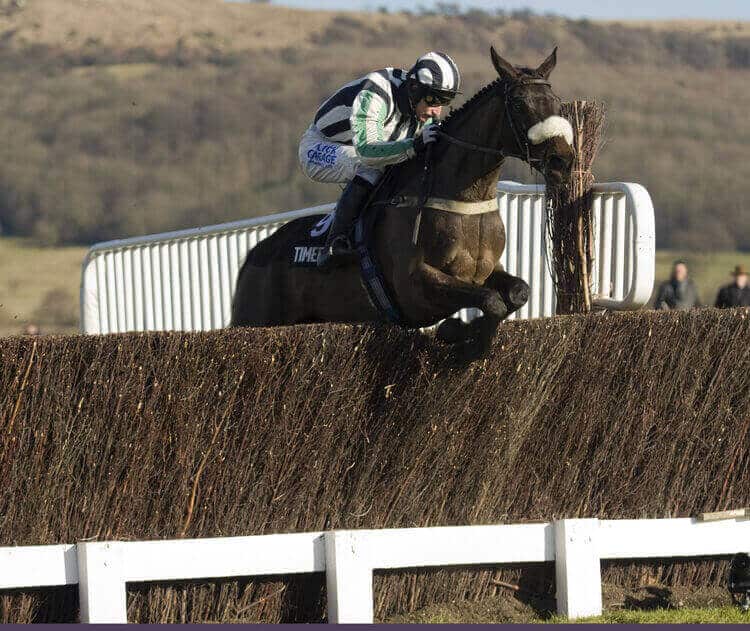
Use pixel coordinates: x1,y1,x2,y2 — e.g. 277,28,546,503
231,47,574,347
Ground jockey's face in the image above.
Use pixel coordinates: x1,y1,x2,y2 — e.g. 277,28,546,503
415,99,442,122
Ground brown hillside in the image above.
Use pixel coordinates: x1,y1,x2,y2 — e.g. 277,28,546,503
0,0,334,53
0,2,747,250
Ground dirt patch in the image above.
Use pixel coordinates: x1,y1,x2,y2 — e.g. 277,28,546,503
602,583,731,611
385,590,550,624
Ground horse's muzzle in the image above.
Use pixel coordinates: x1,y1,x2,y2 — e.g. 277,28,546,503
544,156,571,187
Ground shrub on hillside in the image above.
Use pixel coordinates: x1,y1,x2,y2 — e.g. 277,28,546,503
725,37,750,68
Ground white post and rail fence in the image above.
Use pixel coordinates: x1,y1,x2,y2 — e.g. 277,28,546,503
1,516,748,623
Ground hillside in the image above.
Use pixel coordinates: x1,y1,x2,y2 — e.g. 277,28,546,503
0,1,747,249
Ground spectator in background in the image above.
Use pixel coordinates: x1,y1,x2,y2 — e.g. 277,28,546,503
654,260,701,310
715,265,750,308
22,323,40,336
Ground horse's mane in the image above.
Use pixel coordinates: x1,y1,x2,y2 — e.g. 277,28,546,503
440,67,539,133
383,67,539,188
440,78,502,133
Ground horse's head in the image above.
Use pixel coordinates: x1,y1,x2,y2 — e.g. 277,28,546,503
490,47,574,188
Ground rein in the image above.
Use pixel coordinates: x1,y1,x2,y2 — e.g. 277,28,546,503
377,76,561,244
435,77,556,165
435,130,506,156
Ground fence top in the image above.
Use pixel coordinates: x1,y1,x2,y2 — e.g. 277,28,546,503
79,181,655,333
82,181,651,258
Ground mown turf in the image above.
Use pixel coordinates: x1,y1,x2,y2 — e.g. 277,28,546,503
387,584,742,623
390,606,747,624
0,237,86,336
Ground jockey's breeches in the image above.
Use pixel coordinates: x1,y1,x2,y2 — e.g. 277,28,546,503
298,126,382,186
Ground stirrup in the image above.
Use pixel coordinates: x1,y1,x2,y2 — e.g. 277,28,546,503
329,234,353,254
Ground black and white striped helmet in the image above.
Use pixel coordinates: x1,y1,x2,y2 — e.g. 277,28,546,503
407,51,461,104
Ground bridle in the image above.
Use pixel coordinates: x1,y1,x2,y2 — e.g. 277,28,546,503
409,76,564,244
435,77,560,166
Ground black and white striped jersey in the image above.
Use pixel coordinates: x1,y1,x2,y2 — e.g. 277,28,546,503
312,67,422,168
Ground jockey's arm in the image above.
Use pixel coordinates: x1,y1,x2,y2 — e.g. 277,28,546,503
351,89,417,167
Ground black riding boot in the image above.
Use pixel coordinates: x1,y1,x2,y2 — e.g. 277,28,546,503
317,176,374,271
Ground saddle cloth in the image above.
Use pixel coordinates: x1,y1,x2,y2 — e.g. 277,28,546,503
296,209,404,324
287,215,329,267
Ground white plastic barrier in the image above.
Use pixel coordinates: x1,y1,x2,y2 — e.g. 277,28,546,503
1,517,747,623
80,182,655,334
76,532,325,623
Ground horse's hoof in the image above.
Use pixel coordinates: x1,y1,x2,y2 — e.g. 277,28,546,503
436,318,469,344
507,280,530,309
481,293,508,320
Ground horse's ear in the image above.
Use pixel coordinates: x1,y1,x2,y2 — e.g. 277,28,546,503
535,46,558,80
490,46,519,80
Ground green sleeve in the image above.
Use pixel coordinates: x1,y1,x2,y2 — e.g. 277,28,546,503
351,90,415,166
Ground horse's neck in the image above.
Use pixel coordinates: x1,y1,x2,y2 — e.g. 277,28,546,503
431,89,509,202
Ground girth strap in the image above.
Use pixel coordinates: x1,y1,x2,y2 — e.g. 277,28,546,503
373,195,499,216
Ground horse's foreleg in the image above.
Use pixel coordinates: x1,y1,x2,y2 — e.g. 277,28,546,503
483,265,530,317
414,262,507,319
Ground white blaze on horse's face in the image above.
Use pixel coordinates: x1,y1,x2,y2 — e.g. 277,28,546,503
526,116,574,147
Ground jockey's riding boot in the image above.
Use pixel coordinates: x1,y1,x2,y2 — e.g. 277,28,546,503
317,176,374,271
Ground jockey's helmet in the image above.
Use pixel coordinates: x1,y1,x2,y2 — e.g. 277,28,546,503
406,51,461,109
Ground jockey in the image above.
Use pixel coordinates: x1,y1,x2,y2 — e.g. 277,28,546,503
298,51,461,270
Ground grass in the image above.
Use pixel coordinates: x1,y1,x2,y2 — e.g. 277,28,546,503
386,586,745,624
0,237,87,336
396,607,747,624
388,602,747,624
560,606,748,623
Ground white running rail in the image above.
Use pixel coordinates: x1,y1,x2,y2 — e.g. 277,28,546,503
79,182,655,334
1,516,747,623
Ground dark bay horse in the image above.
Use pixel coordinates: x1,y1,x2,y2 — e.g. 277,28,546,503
231,48,574,345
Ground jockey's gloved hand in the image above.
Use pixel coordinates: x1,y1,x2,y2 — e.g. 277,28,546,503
413,123,439,154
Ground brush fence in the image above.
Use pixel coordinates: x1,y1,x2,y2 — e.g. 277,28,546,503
2,517,747,623
80,181,655,334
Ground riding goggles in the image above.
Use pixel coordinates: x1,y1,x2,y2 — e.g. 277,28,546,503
423,92,455,106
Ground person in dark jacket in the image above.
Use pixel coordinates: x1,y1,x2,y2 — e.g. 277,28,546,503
654,260,701,310
715,265,750,308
